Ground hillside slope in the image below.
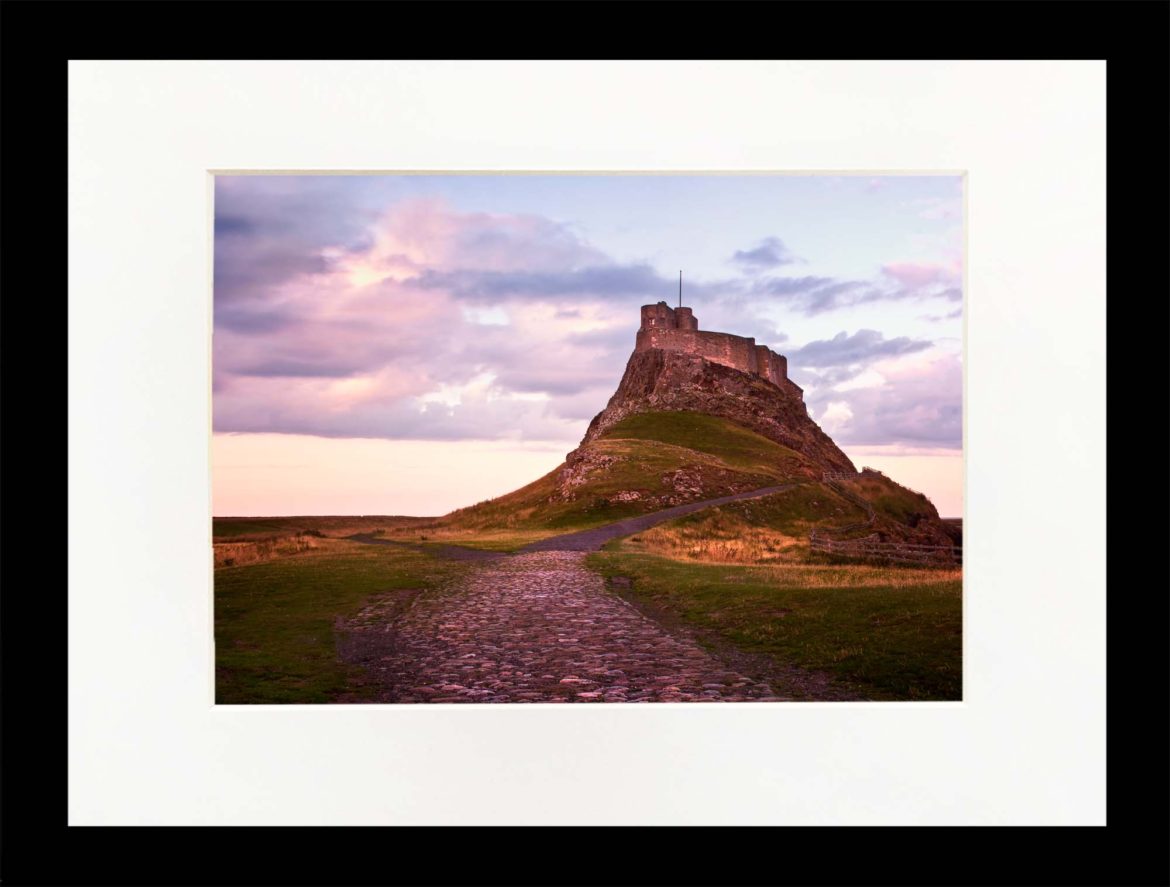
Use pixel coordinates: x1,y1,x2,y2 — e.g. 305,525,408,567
443,411,817,531
440,347,954,555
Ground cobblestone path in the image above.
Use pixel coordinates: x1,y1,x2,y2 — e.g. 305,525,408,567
349,551,789,703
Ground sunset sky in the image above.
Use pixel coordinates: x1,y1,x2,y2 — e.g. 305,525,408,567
213,174,963,517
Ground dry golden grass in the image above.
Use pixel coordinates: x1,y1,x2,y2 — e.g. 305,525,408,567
213,515,436,542
744,562,962,588
614,522,960,588
379,526,558,551
618,523,808,564
214,534,329,569
613,490,853,565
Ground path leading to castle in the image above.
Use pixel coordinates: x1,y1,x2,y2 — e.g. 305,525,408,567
349,550,788,703
343,482,851,703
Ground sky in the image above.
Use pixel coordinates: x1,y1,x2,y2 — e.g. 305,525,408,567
213,174,963,517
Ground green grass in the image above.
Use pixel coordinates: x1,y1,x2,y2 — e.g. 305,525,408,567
587,552,962,700
215,542,461,703
212,518,305,538
600,411,808,473
663,484,866,536
838,469,939,527
442,412,812,534
413,533,550,552
213,514,435,541
443,439,779,532
608,484,871,564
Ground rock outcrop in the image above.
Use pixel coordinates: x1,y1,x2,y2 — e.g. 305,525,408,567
574,348,856,474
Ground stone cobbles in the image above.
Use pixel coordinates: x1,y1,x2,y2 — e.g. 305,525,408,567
353,551,788,703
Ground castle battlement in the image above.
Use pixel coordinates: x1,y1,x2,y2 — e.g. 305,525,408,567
635,302,803,402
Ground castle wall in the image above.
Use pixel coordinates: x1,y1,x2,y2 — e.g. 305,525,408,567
754,346,782,387
756,349,790,388
640,302,677,330
635,301,802,401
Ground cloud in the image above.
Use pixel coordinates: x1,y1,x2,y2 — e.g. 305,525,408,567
920,307,964,323
412,263,671,303
881,260,959,289
213,196,659,441
749,275,874,314
818,401,854,435
750,254,962,315
730,237,799,271
904,196,962,221
804,349,962,448
788,329,933,368
214,376,583,442
213,182,961,451
214,177,376,308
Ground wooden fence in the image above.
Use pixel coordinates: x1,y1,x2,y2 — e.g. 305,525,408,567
809,532,962,566
820,471,875,531
813,470,961,566
822,471,858,483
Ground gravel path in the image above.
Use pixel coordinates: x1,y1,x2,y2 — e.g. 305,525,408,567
519,483,799,552
344,550,789,703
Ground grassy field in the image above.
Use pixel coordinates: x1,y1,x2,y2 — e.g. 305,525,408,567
213,514,434,541
215,525,962,702
215,539,461,704
213,411,960,703
587,551,962,700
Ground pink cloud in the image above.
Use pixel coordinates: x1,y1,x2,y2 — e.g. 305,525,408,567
880,258,961,290
214,199,637,442
344,197,607,282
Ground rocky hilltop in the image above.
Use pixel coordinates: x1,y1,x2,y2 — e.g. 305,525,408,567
573,348,856,476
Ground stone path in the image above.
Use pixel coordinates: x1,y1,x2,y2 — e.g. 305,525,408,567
345,550,789,703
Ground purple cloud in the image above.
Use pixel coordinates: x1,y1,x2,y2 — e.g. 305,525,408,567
730,236,800,271
805,351,963,448
213,185,960,449
788,329,933,368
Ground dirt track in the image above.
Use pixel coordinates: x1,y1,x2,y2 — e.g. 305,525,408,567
517,483,800,552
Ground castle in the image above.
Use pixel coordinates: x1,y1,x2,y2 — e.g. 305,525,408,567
635,301,804,402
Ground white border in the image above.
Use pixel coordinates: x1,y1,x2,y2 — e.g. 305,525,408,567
69,60,1105,825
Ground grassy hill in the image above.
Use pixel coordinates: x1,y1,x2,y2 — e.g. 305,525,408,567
440,411,818,533
212,411,955,559
832,469,940,527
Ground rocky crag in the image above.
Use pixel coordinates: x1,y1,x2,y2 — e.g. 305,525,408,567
572,348,856,477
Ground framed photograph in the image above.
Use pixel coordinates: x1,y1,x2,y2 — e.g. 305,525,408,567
211,170,965,708
60,55,1122,851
